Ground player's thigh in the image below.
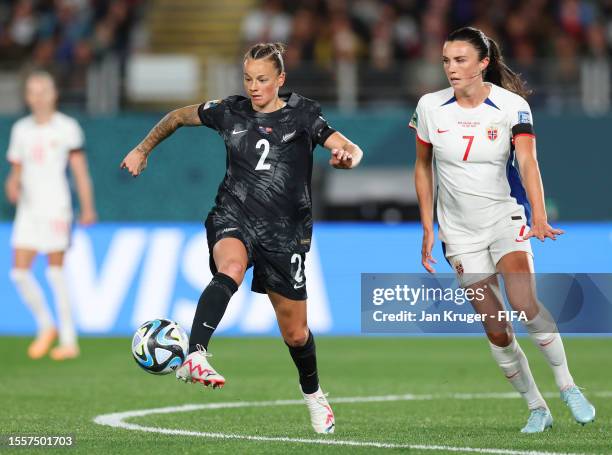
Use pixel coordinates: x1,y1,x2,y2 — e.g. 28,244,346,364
445,247,514,345
493,236,539,319
211,237,249,284
47,251,65,267
267,289,308,347
468,274,514,345
13,248,37,269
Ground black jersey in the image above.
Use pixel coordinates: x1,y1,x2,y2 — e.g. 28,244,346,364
198,92,336,253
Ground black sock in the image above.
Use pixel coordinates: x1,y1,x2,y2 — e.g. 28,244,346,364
287,330,319,394
188,272,238,353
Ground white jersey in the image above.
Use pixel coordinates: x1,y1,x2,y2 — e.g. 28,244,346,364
7,112,84,217
409,83,535,245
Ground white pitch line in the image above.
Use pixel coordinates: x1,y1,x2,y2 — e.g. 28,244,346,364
94,391,608,455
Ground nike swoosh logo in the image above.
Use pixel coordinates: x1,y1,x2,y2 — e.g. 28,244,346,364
232,129,247,135
293,283,305,290
282,131,296,142
539,337,556,347
437,129,449,133
202,322,216,330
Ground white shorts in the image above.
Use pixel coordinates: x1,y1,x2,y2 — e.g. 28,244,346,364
444,217,533,288
11,207,72,254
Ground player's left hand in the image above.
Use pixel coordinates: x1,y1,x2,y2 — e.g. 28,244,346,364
79,209,97,226
329,148,353,169
523,221,564,242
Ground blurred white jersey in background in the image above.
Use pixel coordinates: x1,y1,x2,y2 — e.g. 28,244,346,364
7,112,84,252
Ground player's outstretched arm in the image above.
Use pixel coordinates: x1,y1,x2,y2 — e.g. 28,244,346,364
4,163,21,205
323,132,363,169
514,136,564,242
414,139,437,273
120,104,201,177
69,151,97,225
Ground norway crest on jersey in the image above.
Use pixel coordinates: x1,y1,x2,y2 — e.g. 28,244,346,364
486,126,498,141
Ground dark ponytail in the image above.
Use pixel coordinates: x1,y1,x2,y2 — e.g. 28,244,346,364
447,27,531,98
485,36,531,98
244,42,286,75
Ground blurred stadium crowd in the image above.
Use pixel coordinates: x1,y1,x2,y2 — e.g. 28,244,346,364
0,0,145,105
242,0,612,107
243,0,612,64
0,0,146,64
0,0,611,110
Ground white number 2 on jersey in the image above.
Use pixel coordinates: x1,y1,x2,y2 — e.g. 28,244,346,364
291,253,304,283
255,139,271,171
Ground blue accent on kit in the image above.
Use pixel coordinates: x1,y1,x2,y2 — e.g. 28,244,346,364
506,146,531,225
440,96,456,106
484,98,500,110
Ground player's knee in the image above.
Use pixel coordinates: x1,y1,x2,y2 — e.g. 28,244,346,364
487,330,513,347
283,326,309,347
9,268,30,284
218,260,246,285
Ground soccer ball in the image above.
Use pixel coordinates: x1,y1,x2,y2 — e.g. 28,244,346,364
131,319,189,375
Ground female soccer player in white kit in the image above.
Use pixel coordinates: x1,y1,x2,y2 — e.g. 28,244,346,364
411,27,595,433
4,72,97,360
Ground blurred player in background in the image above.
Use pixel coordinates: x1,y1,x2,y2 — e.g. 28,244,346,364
411,27,595,433
5,71,97,360
121,42,363,434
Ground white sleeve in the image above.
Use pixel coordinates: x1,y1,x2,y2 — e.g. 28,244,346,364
67,120,85,150
408,96,431,145
510,97,535,138
6,124,23,163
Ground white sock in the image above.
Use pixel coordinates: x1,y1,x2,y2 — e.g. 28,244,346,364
10,268,54,333
489,337,547,410
46,266,77,347
525,307,574,391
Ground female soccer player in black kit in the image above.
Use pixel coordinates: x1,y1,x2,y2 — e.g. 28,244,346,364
120,43,363,434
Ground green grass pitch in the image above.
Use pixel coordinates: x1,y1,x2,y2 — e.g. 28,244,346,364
1,337,610,454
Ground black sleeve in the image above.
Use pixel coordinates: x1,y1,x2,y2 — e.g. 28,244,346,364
309,103,336,146
197,99,226,131
511,123,535,137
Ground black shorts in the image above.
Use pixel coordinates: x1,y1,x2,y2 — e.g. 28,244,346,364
205,215,308,301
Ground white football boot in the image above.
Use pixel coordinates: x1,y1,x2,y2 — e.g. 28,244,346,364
302,386,335,434
176,345,225,388
521,408,553,433
561,386,596,425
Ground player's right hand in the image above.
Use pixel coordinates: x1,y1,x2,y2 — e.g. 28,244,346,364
4,176,20,204
120,148,148,177
421,229,437,273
